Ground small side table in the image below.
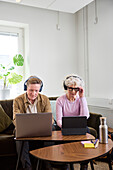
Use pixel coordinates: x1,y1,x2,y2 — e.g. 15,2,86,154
30,139,113,170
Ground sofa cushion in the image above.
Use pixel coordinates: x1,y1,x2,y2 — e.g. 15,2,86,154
0,134,16,156
0,104,12,133
1,123,15,135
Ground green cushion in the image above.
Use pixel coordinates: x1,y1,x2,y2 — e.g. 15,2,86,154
0,104,12,133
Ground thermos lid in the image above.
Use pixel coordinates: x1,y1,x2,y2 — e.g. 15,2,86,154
100,117,107,125
100,117,106,120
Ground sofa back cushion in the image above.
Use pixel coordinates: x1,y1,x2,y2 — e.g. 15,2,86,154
0,99,13,119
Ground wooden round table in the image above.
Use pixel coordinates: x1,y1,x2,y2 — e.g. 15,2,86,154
30,139,113,170
15,131,95,142
15,131,95,170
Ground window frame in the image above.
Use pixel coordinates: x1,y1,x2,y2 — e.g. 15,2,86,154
0,25,25,96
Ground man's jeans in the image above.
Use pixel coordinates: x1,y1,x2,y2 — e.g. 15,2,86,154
16,141,31,168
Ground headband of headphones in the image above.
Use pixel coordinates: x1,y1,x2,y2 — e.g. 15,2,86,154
24,76,43,92
63,75,83,90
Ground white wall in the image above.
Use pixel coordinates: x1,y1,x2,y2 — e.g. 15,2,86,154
1,1,113,127
76,0,113,127
77,0,113,101
88,0,113,99
0,1,77,97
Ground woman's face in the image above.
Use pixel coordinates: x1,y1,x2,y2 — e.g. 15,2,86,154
67,84,79,98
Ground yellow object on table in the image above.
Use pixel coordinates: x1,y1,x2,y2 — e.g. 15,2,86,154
84,143,95,148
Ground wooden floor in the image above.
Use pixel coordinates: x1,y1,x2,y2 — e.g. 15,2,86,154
0,160,112,170
73,161,111,170
52,161,112,170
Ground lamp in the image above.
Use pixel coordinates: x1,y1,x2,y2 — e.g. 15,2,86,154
16,0,21,3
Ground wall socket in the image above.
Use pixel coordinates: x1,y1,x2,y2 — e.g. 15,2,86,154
56,24,60,30
109,99,113,105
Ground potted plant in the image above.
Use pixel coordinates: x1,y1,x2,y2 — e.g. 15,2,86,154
0,54,24,99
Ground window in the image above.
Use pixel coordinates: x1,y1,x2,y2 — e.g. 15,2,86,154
0,26,24,97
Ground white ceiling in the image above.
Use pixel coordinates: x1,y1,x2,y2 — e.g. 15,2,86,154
0,0,94,13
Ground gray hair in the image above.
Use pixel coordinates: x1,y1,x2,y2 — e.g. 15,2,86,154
64,74,84,87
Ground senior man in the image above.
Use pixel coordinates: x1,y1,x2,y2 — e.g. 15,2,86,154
13,76,54,170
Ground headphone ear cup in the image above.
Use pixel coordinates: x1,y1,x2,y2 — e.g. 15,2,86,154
24,79,28,91
63,81,67,90
24,84,27,91
39,83,43,92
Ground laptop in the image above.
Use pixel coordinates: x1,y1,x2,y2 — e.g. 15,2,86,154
15,112,52,138
62,116,87,135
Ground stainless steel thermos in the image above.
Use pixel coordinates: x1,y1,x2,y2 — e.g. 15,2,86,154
99,117,108,143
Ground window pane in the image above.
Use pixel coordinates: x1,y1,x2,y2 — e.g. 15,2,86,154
0,32,19,90
0,32,18,65
0,27,24,99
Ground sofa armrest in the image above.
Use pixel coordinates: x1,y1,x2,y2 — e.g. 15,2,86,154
50,100,56,121
88,127,97,138
87,112,102,138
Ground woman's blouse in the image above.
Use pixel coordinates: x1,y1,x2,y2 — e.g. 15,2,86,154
56,94,89,128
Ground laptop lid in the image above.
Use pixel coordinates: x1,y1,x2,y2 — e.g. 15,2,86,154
62,116,87,135
16,112,52,138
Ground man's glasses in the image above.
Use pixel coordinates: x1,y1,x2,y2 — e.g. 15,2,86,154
67,87,79,92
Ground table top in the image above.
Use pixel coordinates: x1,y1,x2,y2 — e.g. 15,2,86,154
15,130,95,141
30,139,113,163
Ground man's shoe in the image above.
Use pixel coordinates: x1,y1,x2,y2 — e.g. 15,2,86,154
111,160,113,165
80,163,88,170
62,164,70,170
51,163,69,170
24,167,32,170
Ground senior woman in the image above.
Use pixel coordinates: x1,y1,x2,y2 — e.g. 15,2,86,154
56,74,89,128
56,74,89,170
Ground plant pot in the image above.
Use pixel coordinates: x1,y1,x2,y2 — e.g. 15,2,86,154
0,89,10,100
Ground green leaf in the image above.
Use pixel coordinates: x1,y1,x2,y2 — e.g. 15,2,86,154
0,75,3,79
13,54,24,66
0,64,4,67
3,72,10,76
8,73,23,84
0,64,5,69
8,66,15,70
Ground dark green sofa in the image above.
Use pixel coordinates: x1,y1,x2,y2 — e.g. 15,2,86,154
0,98,102,169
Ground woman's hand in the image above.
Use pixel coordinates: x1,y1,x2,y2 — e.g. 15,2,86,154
78,87,84,98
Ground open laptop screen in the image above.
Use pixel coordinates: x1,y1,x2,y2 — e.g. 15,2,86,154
16,112,52,138
62,116,87,135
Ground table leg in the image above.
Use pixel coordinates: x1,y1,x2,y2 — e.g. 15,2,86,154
16,141,24,170
36,159,40,170
107,152,112,170
70,163,74,170
90,161,94,170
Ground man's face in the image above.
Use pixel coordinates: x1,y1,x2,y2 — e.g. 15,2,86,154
27,84,41,101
